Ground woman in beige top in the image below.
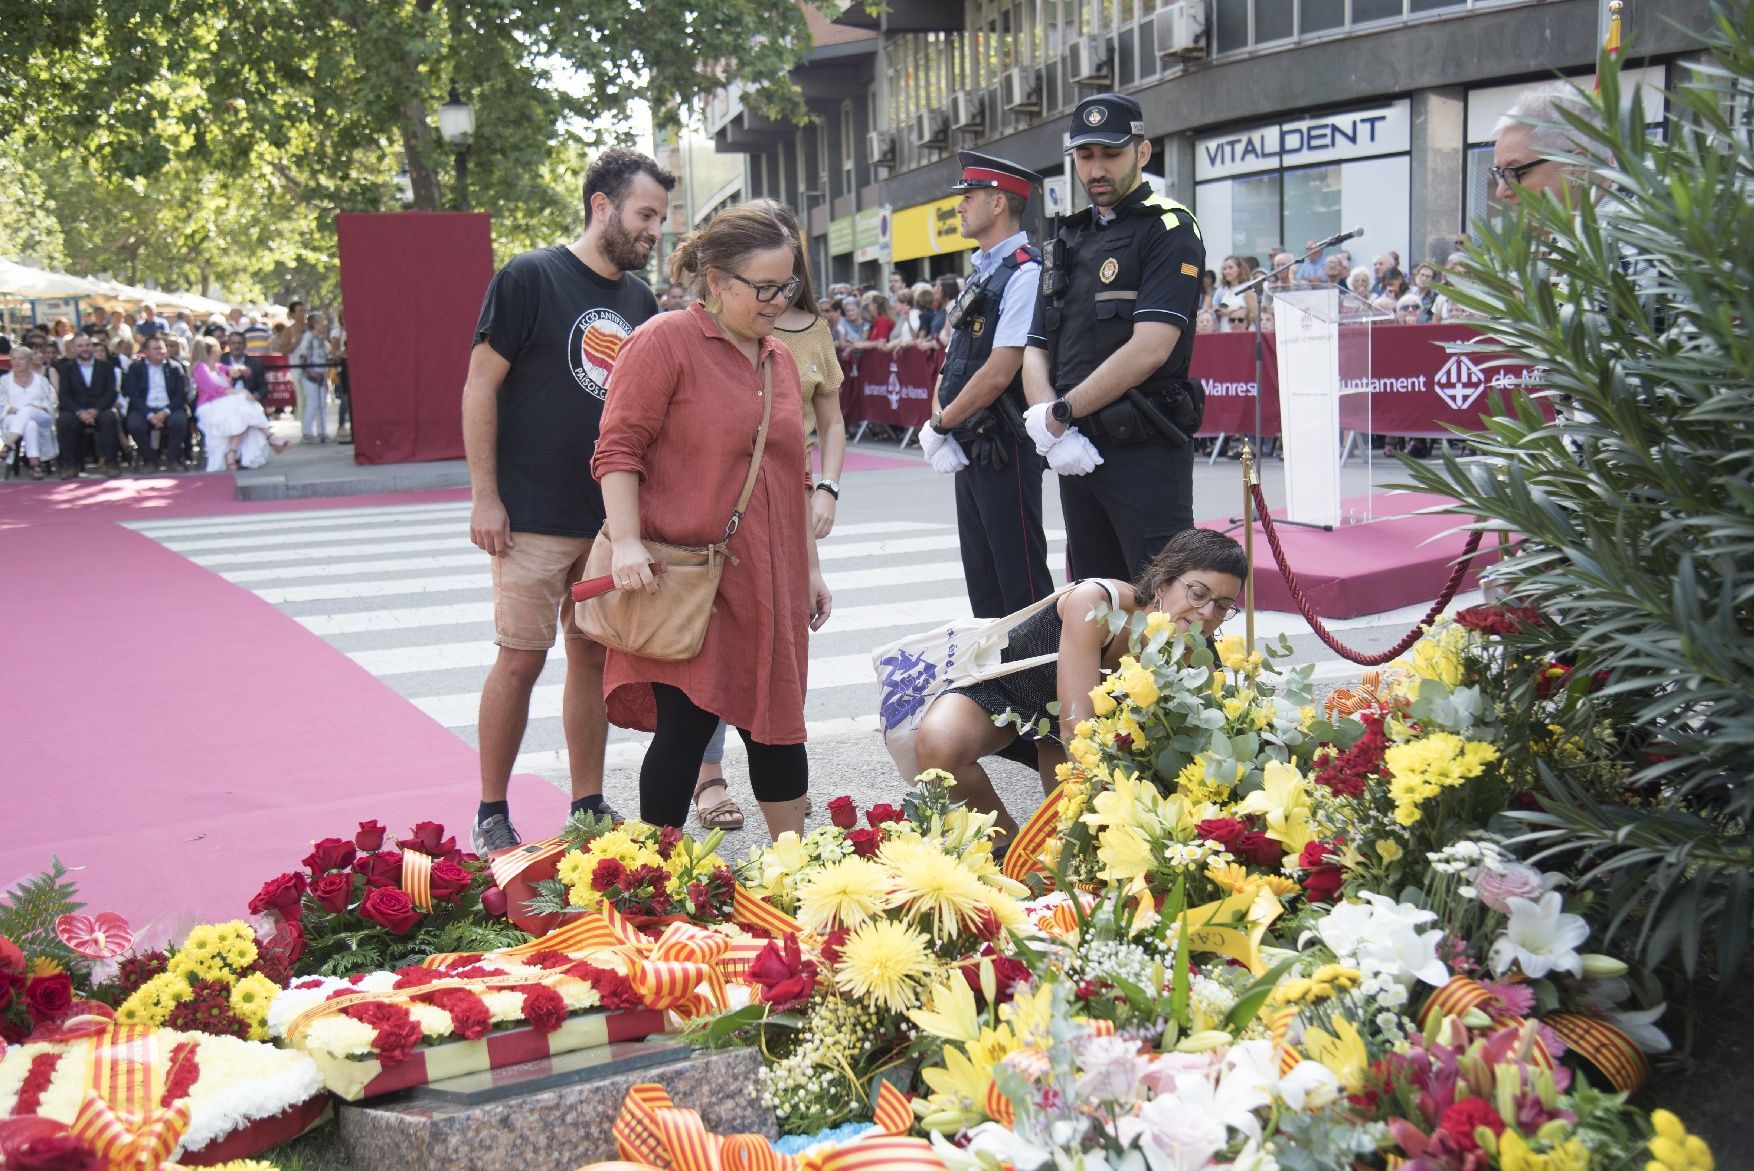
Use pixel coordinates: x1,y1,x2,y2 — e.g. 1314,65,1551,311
688,198,847,833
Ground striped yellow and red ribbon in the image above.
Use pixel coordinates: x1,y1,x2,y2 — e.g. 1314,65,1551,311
608,1079,939,1171
68,1089,189,1171
1003,787,1065,883
401,849,434,911
84,1024,163,1120
1417,976,1645,1091
488,835,571,891
1323,669,1385,720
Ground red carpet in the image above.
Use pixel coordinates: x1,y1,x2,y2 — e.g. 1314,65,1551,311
1205,492,1494,620
0,481,559,939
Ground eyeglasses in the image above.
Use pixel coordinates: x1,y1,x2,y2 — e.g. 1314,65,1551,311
1177,577,1239,619
1489,158,1548,187
725,272,802,304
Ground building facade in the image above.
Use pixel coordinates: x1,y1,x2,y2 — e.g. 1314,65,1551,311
702,0,1711,287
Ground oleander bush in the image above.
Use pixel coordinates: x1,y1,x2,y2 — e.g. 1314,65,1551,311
1400,4,1754,979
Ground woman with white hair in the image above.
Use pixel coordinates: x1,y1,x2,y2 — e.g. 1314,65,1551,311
1490,81,1606,207
2,346,58,480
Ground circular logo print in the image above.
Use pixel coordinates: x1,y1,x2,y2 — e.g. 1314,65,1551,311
1099,257,1119,284
568,308,633,400
1085,105,1108,126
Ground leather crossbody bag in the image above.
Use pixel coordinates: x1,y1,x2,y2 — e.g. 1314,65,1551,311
575,362,773,662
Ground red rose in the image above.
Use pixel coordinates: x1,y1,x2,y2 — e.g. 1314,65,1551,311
960,948,1032,1006
747,935,817,1011
591,858,628,893
23,973,73,1023
1437,1097,1504,1151
825,796,857,829
844,828,883,858
1454,604,1542,636
355,820,387,852
248,871,308,918
1197,818,1280,867
481,886,508,917
398,821,456,858
865,803,905,827
354,851,404,888
263,918,306,966
310,872,356,914
1298,841,1346,904
818,928,849,965
359,888,423,935
0,934,24,1005
302,837,357,876
521,985,569,1033
428,860,472,905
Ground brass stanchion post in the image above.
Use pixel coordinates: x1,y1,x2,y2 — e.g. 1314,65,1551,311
1241,441,1257,654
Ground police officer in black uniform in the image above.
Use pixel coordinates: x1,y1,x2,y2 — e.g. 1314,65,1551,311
1023,93,1207,582
918,151,1053,618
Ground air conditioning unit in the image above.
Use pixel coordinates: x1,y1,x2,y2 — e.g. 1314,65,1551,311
949,90,985,132
1154,0,1208,59
1066,36,1112,86
1000,66,1041,113
866,129,895,167
915,109,949,149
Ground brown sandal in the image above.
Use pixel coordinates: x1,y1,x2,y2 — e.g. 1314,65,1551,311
692,777,746,831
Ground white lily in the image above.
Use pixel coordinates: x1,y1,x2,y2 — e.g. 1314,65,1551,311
1488,890,1591,979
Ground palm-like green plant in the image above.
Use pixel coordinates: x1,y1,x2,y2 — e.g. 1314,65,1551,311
1397,4,1753,978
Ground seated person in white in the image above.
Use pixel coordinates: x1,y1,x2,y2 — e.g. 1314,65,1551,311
2,347,60,480
191,337,284,471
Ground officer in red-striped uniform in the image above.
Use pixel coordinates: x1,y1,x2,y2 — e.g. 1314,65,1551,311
917,151,1054,619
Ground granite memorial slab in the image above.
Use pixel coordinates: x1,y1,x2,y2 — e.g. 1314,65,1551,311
338,1043,774,1171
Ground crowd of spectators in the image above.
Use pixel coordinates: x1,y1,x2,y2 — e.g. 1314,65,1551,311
1190,240,1484,335
0,300,346,478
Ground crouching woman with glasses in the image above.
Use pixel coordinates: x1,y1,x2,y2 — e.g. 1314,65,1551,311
912,528,1248,840
592,203,833,840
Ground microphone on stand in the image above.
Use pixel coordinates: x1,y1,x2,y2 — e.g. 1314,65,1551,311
1312,226,1364,251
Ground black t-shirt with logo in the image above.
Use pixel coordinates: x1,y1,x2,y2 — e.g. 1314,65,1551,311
476,245,657,537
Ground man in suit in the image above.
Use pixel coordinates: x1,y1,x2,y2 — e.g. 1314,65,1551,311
55,333,122,478
225,331,268,402
122,336,190,471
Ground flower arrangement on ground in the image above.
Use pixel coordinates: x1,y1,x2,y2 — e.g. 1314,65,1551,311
524,812,739,926
692,775,1028,1136
105,920,285,1041
248,819,527,978
0,864,122,1044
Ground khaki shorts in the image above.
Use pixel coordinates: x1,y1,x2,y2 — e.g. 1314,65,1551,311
491,532,596,650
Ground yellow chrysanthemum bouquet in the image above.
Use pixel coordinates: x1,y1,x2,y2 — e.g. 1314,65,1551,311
111,920,281,1041
704,772,1031,1135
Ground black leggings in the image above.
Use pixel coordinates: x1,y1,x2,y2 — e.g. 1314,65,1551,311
641,685,808,828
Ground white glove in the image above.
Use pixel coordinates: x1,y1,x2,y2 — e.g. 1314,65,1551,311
1046,428,1104,476
1023,402,1062,455
921,424,970,473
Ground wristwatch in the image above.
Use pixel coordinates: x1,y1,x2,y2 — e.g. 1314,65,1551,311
814,479,840,499
1050,398,1075,425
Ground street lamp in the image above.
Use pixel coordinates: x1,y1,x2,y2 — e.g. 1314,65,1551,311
437,83,475,212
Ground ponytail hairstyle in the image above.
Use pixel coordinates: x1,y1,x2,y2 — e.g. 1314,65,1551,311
669,203,795,302
745,198,820,316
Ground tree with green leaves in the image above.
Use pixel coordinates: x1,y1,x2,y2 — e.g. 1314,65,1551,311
1,0,830,299
1400,4,1753,979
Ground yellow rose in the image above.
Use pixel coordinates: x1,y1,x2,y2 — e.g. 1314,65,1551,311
1216,634,1248,672
1090,685,1117,717
1120,665,1160,707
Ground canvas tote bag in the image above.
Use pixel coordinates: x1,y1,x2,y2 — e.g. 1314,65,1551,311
871,582,1078,780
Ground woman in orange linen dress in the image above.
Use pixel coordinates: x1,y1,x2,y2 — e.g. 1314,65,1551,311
592,204,832,838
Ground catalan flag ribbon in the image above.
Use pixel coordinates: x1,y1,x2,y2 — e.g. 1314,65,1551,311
68,1090,189,1171
1003,787,1066,883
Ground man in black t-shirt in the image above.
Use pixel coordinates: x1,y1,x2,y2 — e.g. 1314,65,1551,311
463,148,676,854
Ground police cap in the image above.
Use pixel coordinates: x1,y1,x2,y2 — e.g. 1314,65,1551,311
1067,93,1146,150
947,150,1040,200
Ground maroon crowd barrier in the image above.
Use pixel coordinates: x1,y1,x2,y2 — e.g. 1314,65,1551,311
260,352,298,413
1188,324,1543,438
840,346,941,430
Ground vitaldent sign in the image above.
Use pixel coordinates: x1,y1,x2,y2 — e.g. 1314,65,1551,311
1195,101,1410,182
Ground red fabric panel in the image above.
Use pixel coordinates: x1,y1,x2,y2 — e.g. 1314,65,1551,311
260,353,297,413
335,212,494,464
838,353,864,425
1187,324,1547,438
855,347,940,428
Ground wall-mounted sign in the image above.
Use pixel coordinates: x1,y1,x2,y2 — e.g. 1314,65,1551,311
1195,101,1411,182
828,216,854,256
892,196,976,262
853,207,884,264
